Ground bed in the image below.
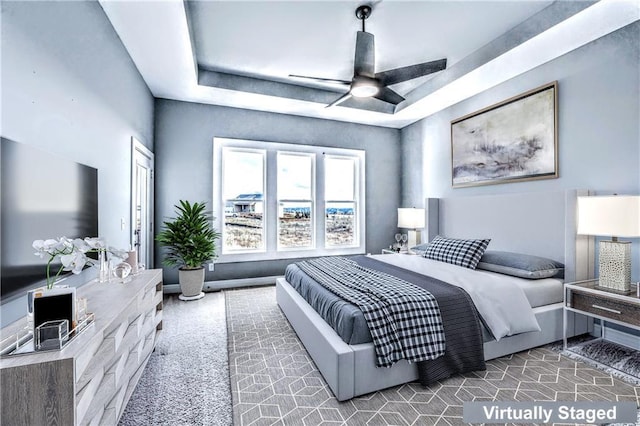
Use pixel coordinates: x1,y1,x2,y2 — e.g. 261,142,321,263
276,190,593,401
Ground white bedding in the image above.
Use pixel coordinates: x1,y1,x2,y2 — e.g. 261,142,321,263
515,277,564,308
370,254,542,340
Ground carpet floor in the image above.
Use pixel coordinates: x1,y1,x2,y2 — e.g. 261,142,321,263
227,286,640,426
119,293,233,426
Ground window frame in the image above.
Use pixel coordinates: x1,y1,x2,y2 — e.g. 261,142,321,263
213,137,366,263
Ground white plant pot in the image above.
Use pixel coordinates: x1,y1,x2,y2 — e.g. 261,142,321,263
178,267,205,301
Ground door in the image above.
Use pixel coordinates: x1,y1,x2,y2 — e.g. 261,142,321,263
131,137,154,269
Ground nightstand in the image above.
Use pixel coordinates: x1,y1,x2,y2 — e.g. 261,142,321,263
563,279,640,350
381,249,416,255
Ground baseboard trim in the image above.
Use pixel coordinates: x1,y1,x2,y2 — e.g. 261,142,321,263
163,275,281,295
593,323,640,350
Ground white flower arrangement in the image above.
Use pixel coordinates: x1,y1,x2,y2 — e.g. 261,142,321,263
32,237,127,289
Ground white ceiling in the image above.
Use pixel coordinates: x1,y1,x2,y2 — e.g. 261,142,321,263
100,0,639,129
188,1,550,94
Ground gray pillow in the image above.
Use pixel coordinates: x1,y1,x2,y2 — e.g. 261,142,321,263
476,251,564,279
409,243,429,256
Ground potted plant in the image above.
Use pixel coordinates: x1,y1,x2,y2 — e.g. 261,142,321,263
156,200,220,301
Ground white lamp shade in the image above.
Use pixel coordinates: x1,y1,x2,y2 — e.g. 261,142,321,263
577,195,640,237
397,208,425,229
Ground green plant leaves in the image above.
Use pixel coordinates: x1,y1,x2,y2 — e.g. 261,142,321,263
156,200,221,269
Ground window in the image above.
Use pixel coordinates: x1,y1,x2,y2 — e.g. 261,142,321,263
325,156,357,247
214,138,365,262
278,152,314,249
221,148,265,252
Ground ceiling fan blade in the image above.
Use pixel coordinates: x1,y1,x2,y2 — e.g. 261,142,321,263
376,58,447,86
326,92,353,108
289,74,351,85
373,87,405,105
354,31,375,77
339,96,396,114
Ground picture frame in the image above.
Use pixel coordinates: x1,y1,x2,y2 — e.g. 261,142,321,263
451,81,558,188
32,286,77,331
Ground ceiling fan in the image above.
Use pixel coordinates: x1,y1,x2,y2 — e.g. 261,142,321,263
289,5,447,110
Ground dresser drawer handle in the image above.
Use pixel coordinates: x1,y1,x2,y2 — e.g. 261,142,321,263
591,304,621,314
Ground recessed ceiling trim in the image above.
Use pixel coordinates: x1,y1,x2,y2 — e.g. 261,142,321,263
100,0,198,97
100,0,639,129
198,68,344,103
397,1,596,111
395,0,640,123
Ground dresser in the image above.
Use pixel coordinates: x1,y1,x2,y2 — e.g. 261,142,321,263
0,269,163,425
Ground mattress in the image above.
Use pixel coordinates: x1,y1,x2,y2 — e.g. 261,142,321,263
284,254,563,346
515,277,564,308
285,262,372,344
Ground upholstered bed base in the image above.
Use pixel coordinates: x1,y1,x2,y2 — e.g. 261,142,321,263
276,277,588,401
276,190,593,401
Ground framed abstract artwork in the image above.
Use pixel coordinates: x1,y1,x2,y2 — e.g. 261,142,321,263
451,81,558,188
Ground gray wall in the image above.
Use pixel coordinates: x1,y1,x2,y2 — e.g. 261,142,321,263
154,99,400,284
400,22,640,282
1,1,154,326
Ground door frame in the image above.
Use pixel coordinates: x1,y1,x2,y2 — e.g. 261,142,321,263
131,137,155,269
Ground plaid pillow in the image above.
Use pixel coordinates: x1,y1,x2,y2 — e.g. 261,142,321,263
424,235,491,269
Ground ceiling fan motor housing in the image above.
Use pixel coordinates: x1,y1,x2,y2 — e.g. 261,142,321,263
288,3,447,113
355,5,372,21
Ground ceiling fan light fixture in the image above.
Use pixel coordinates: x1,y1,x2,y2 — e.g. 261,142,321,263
289,5,447,112
350,84,378,98
350,77,379,97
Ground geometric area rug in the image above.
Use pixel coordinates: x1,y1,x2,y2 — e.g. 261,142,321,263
227,286,640,426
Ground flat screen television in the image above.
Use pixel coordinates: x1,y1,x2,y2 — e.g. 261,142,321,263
1,138,99,304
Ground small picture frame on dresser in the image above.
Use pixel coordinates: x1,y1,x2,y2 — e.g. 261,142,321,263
33,287,76,332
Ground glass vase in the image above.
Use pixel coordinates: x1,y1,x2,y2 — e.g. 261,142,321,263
98,250,109,283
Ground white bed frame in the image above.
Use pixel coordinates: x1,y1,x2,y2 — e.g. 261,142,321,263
276,190,593,401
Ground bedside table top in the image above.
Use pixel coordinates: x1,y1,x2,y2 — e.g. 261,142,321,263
565,279,639,305
381,249,417,255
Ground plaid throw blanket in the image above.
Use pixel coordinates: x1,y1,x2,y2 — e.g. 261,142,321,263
295,257,446,367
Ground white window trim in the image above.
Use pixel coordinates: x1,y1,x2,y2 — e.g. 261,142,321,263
213,137,366,263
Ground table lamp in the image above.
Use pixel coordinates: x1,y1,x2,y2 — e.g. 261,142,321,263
398,208,425,249
577,195,640,292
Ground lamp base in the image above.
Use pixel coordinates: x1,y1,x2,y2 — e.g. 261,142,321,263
407,230,422,250
598,240,631,292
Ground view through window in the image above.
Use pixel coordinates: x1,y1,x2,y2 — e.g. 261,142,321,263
278,152,313,249
325,156,357,247
222,148,265,251
214,138,365,261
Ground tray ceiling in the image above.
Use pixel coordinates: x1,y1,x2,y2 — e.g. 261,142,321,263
99,0,639,128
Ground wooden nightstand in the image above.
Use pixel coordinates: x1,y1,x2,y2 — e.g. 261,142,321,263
563,279,640,350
